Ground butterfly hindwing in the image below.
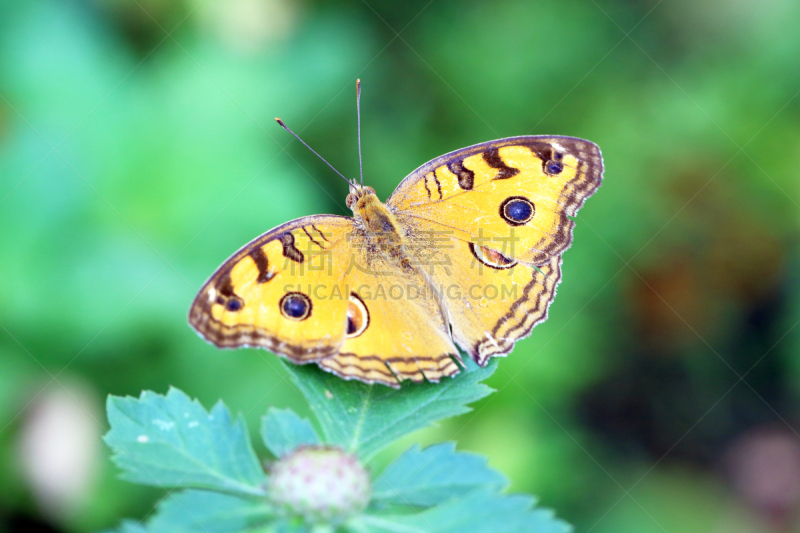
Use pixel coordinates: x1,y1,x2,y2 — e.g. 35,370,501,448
316,260,460,387
396,223,563,364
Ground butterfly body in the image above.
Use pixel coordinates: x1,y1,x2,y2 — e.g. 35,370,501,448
348,186,415,275
190,135,603,387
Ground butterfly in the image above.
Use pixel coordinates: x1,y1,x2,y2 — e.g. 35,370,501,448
189,84,603,388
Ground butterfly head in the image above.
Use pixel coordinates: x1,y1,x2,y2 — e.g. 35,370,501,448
346,183,377,211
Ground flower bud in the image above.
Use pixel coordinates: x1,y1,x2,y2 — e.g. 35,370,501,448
267,445,370,524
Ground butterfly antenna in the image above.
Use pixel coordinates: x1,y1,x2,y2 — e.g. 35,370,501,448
275,117,351,186
356,79,364,187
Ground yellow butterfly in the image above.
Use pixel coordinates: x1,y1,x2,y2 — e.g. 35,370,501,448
189,82,603,388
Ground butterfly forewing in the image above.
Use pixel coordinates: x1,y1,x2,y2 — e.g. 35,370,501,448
189,215,354,361
387,135,603,265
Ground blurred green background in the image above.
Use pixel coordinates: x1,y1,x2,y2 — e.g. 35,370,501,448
2,0,800,531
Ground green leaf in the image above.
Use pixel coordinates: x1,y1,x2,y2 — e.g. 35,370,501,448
104,388,266,496
361,488,571,533
110,489,274,533
371,443,506,507
261,407,320,457
285,358,496,461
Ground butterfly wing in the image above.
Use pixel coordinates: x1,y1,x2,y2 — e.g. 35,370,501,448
189,214,460,388
387,136,603,265
388,135,601,366
315,263,460,387
189,215,354,362
397,225,562,364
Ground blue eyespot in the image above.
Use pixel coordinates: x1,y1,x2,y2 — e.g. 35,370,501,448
545,161,563,174
225,298,242,312
500,197,534,226
506,200,532,221
280,292,312,320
